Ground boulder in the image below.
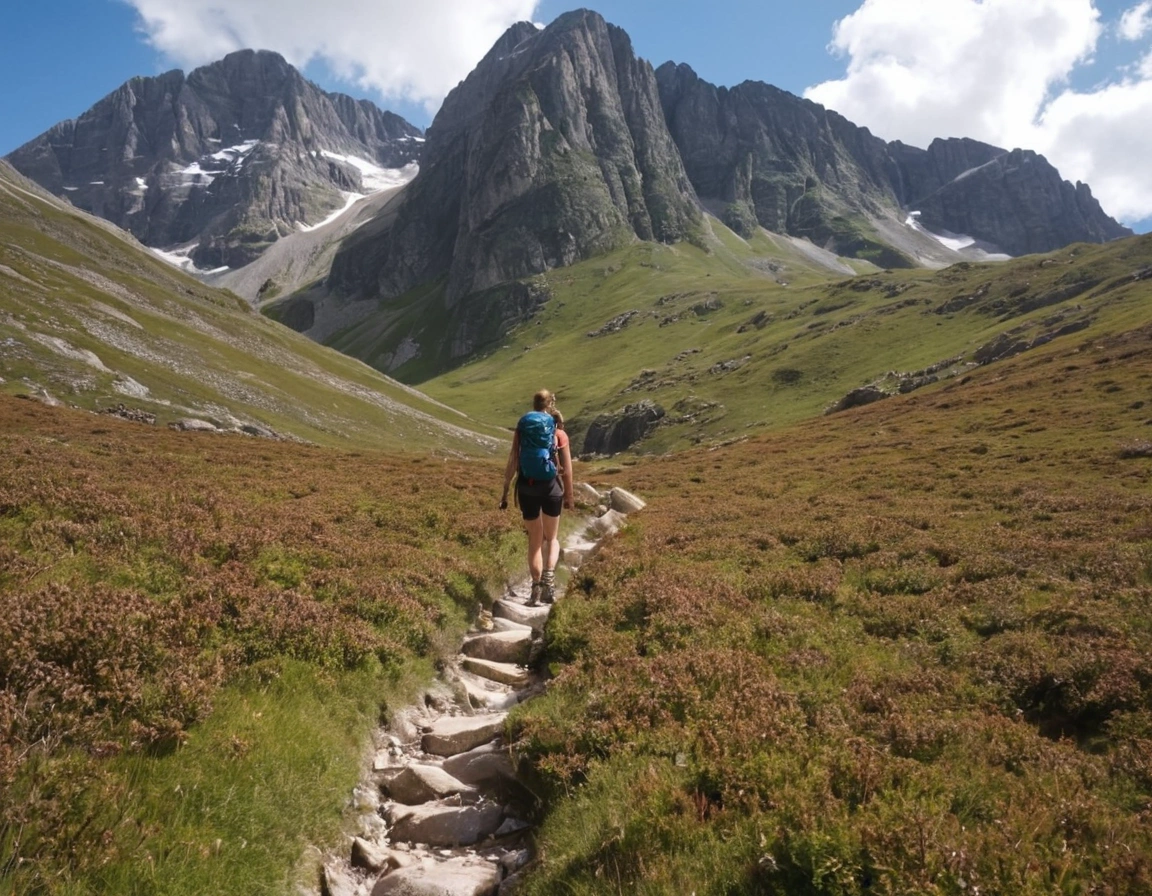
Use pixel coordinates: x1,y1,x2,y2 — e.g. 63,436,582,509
461,657,531,688
169,417,218,432
825,385,889,415
351,837,394,873
441,743,518,789
490,617,533,634
384,764,477,805
385,800,504,847
608,487,646,514
371,855,501,896
461,630,532,665
587,509,627,538
421,713,506,757
492,600,550,631
452,668,520,711
573,481,602,505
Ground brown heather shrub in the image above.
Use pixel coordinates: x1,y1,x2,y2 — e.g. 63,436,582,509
0,395,516,875
515,324,1152,894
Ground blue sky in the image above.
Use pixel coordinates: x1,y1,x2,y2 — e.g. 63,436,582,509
3,1,1152,230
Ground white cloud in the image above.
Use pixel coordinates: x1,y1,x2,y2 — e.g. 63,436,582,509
1119,1,1152,39
805,0,1152,224
122,0,540,110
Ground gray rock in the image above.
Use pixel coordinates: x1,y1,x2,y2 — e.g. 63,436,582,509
169,417,219,432
582,401,665,455
587,509,627,538
460,631,533,665
608,487,646,514
441,743,518,789
385,765,478,805
573,482,603,505
825,385,890,415
491,600,550,632
490,617,534,634
460,657,532,688
370,856,501,896
385,800,503,847
499,870,526,895
351,837,393,872
452,668,520,711
420,714,506,757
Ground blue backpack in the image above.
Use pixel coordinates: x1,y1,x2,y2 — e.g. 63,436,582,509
517,411,558,483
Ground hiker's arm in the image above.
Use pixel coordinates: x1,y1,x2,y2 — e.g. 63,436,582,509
500,433,519,509
560,440,574,510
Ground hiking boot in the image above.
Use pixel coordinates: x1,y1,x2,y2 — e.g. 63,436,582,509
542,583,556,604
527,582,543,607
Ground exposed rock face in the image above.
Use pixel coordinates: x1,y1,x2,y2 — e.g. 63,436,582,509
655,63,1130,261
6,50,422,269
328,9,701,305
582,399,665,455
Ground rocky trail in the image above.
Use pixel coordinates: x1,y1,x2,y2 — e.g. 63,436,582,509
311,484,645,896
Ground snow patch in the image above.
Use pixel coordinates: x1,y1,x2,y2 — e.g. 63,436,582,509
149,244,229,276
135,177,148,191
296,191,364,232
176,140,260,187
319,151,419,192
904,212,1012,261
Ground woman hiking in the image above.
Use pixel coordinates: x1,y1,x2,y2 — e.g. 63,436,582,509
499,389,574,605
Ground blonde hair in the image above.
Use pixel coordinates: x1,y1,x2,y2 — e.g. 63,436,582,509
532,389,555,411
549,408,564,429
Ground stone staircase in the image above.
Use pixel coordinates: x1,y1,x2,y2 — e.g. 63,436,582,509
314,486,644,896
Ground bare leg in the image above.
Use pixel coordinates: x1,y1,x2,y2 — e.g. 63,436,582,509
524,515,544,583
542,511,561,577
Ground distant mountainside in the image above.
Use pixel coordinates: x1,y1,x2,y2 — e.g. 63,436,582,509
270,8,1129,381
656,62,1130,259
5,50,424,272
0,158,499,454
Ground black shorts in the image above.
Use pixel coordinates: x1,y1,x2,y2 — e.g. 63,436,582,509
518,478,563,520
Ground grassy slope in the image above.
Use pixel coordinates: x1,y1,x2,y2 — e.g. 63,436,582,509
0,394,518,895
511,312,1152,893
419,221,1152,450
0,167,502,454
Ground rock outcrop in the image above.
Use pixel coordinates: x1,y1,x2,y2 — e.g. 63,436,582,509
655,63,1130,261
582,399,665,455
328,9,701,306
6,50,422,269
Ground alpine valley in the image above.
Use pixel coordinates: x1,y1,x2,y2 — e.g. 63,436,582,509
2,7,1151,896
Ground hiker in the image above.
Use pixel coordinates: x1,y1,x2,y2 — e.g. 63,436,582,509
499,389,574,605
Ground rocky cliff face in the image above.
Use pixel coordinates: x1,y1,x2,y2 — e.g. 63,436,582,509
328,9,700,304
6,50,423,269
655,63,1130,261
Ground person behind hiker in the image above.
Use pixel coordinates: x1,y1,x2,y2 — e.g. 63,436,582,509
499,389,574,605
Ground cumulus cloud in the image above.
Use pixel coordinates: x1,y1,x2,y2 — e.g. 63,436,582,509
1119,1,1152,39
805,0,1152,224
122,0,540,110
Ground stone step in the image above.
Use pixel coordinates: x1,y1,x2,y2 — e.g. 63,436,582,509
461,657,531,688
384,799,504,848
490,616,534,634
587,508,627,538
441,741,518,789
453,667,521,711
371,854,501,896
421,713,506,757
383,764,478,805
492,599,551,631
461,630,533,665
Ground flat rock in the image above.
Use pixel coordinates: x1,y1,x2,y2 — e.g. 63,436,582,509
385,800,504,847
490,617,533,633
492,600,550,631
460,657,531,688
441,742,518,789
421,713,506,757
587,508,627,538
461,630,532,665
453,668,520,711
608,487,646,514
385,764,477,805
371,855,501,896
